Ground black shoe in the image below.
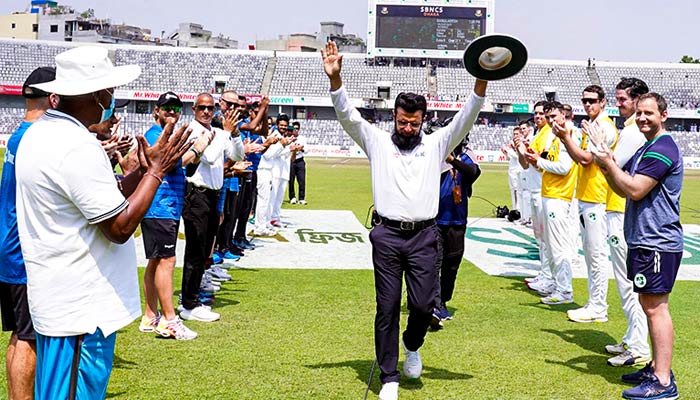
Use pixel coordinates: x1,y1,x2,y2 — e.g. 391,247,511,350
429,310,444,331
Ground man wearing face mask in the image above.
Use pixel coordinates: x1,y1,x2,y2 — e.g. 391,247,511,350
14,46,191,400
322,41,486,400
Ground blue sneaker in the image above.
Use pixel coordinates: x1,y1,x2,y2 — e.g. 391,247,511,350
622,363,676,385
211,251,224,265
622,374,678,400
222,251,241,261
234,239,254,250
437,303,452,320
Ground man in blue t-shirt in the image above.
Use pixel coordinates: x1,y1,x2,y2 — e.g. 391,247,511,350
592,93,683,400
231,97,270,250
139,92,210,340
431,143,481,329
0,67,56,400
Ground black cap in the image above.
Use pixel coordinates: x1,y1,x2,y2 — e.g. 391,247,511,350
23,67,56,98
157,91,183,107
115,99,130,108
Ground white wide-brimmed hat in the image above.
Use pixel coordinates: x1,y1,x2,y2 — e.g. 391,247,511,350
463,34,528,81
31,46,141,96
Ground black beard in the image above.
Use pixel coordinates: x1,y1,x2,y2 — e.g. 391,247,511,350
391,131,421,151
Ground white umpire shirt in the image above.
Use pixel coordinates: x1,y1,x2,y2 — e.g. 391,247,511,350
186,119,244,190
331,85,484,222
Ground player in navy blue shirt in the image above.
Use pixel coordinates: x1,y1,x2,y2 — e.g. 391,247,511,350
0,67,57,400
592,93,683,400
431,142,481,328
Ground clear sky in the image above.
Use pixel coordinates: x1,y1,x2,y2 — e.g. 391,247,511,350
1,0,697,63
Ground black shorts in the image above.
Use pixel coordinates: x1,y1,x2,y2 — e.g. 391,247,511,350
141,218,180,259
0,281,35,341
627,248,682,294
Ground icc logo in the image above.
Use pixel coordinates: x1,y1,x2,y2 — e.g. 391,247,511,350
380,7,389,15
475,10,483,17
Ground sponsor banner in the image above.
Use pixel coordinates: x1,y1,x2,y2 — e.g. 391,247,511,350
305,145,367,158
427,101,494,112
0,85,22,96
113,90,265,104
464,218,700,280
134,210,373,269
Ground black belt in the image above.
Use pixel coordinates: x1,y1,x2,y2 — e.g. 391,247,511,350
378,215,435,232
186,182,220,194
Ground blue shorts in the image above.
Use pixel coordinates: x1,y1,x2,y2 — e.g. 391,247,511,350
35,328,116,400
627,248,682,294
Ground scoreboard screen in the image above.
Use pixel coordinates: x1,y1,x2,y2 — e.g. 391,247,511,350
367,1,495,59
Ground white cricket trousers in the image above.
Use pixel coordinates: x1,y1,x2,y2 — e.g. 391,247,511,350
530,191,552,281
543,197,573,294
607,212,650,357
254,168,273,234
270,177,288,222
508,169,520,211
578,201,610,316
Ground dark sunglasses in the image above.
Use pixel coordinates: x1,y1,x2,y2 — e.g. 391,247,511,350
160,105,181,113
195,105,216,111
220,98,237,108
581,98,600,105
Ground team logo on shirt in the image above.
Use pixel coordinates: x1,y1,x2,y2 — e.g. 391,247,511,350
608,235,620,247
587,212,598,223
548,211,556,220
634,273,647,288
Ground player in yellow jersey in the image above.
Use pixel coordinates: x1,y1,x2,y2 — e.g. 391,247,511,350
555,85,617,323
600,78,652,367
524,102,581,304
516,102,553,295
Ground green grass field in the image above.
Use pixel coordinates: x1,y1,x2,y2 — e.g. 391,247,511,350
1,155,700,399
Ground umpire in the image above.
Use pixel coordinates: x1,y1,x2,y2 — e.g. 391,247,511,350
322,41,487,400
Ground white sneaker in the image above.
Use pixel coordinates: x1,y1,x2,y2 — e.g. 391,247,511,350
154,316,198,340
605,342,628,355
299,200,307,205
290,197,297,204
378,382,398,400
180,305,220,322
607,350,651,367
253,228,277,237
402,340,422,379
540,291,574,305
524,274,542,284
527,278,555,296
567,306,608,323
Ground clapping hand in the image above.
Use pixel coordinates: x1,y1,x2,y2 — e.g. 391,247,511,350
142,122,194,179
223,108,242,135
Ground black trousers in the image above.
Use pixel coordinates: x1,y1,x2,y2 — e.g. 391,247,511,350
233,172,256,241
216,188,239,252
369,223,441,384
436,224,466,305
289,158,306,201
182,184,220,310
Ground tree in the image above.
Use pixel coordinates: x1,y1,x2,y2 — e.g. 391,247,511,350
80,8,95,19
680,55,700,64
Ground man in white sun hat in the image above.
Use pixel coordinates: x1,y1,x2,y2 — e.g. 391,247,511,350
14,45,192,400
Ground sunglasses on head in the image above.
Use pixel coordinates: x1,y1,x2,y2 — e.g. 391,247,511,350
581,98,600,105
160,105,181,113
195,105,216,111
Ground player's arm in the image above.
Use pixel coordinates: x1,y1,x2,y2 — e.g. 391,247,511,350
553,121,591,165
535,142,573,176
598,158,657,200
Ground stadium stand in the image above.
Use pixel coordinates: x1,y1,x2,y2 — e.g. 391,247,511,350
596,61,700,109
1,39,699,157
